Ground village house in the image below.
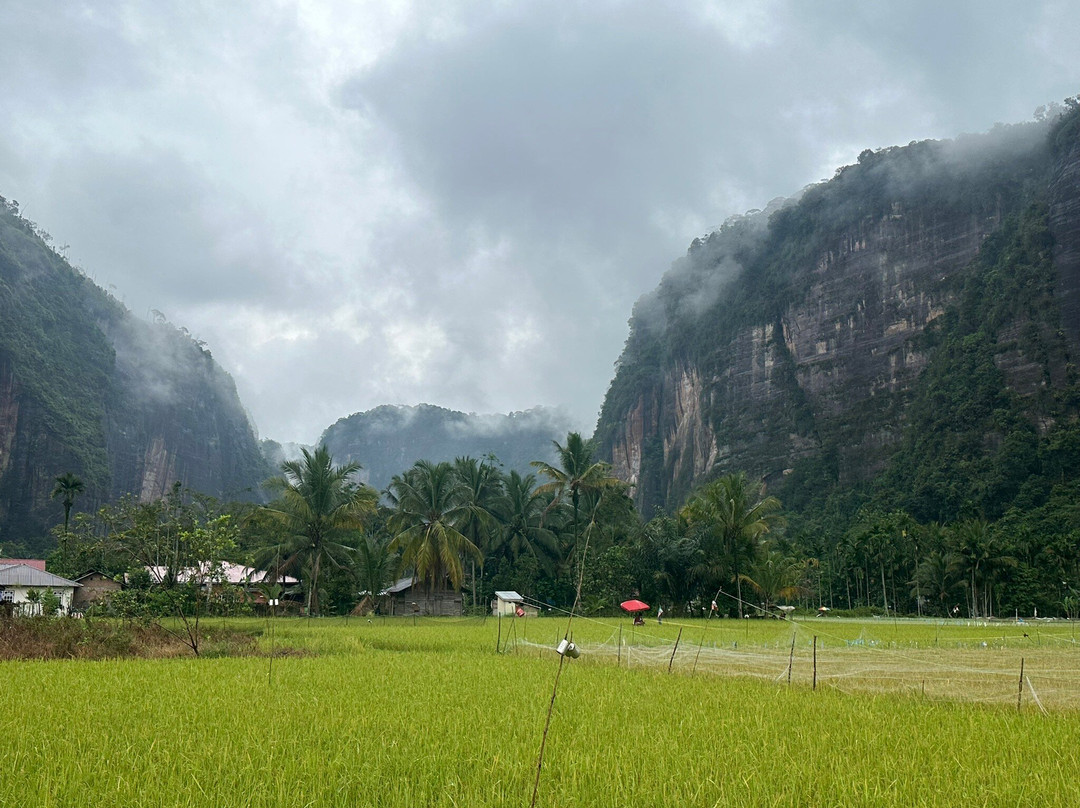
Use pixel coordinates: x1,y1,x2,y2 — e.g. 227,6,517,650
0,564,80,615
138,563,301,610
142,562,298,589
380,577,463,616
72,571,123,610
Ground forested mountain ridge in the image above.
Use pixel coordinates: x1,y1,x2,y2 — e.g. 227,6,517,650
319,404,572,492
596,103,1080,531
0,198,269,553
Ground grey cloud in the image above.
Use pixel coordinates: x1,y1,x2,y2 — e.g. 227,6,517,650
40,147,288,313
0,4,148,107
3,0,1080,446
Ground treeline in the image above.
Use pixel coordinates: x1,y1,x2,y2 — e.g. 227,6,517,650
37,425,1080,621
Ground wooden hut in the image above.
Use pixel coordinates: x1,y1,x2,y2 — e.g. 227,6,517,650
72,571,122,610
379,577,462,616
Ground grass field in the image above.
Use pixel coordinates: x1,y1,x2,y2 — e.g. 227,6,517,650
3,615,1079,807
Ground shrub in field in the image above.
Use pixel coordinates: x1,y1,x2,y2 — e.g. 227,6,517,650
0,615,263,660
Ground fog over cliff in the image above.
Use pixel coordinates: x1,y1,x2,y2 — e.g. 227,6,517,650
319,404,573,492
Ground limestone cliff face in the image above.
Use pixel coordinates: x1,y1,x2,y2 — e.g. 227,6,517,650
0,359,20,481
609,361,716,500
100,313,269,505
1049,117,1080,353
0,199,268,550
597,113,1080,512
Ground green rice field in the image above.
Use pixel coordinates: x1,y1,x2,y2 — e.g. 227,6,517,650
3,615,1080,807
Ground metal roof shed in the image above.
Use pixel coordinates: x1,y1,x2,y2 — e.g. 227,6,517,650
492,590,536,617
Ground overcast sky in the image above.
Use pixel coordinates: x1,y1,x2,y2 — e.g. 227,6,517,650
2,1,1079,443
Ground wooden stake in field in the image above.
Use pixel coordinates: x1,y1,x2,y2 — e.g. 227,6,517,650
668,628,683,673
1018,657,1025,712
787,631,796,685
812,635,818,691
618,624,622,665
692,626,707,675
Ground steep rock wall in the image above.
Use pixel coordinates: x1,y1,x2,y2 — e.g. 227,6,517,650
598,114,1079,512
1050,117,1080,353
0,200,268,550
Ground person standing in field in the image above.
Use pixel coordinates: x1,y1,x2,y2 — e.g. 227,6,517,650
657,605,664,625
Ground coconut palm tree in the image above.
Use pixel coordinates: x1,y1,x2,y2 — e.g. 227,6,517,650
738,550,807,615
261,446,376,616
453,456,503,608
913,550,964,617
949,518,1016,618
640,512,701,609
51,472,85,532
531,432,621,564
495,470,560,576
354,528,397,611
387,460,482,597
680,473,783,618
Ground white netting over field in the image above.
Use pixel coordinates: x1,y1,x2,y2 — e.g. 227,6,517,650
498,611,1080,711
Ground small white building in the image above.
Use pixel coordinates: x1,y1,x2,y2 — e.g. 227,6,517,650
0,564,80,615
492,591,537,617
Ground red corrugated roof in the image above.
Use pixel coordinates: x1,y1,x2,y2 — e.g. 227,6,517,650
0,559,46,571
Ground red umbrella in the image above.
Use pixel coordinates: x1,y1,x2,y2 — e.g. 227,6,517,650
620,599,650,613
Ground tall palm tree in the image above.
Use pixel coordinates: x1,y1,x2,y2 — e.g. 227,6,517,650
387,460,482,597
531,432,621,566
261,446,376,616
680,472,783,618
51,472,85,532
453,456,503,608
495,470,560,577
949,517,1014,618
354,528,397,611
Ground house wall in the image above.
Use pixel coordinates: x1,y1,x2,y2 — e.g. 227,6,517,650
0,585,75,614
73,574,121,608
388,590,462,616
492,599,537,617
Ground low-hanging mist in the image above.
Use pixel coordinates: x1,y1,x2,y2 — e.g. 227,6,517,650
317,404,574,493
